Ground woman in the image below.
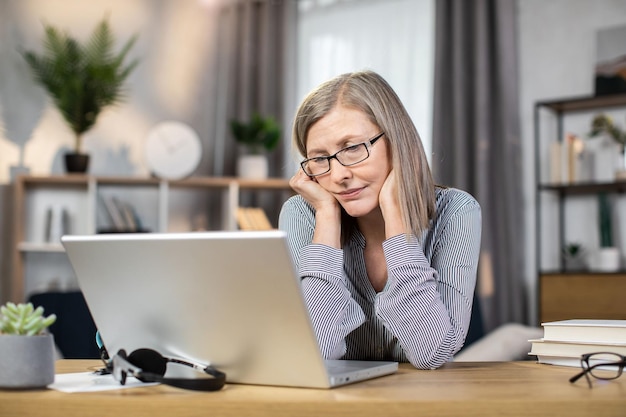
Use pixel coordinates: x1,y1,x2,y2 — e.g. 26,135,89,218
279,70,481,369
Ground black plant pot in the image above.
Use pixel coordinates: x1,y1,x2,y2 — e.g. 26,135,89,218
64,153,90,174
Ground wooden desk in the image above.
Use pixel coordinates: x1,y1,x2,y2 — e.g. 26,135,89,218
1,360,624,417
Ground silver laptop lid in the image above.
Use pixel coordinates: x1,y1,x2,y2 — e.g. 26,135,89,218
62,230,336,388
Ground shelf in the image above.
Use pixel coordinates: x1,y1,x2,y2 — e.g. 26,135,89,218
536,93,626,113
9,174,294,303
535,94,626,324
16,174,292,187
540,270,626,276
17,242,65,253
538,180,626,194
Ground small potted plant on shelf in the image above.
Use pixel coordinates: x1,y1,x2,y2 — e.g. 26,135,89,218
562,242,586,272
230,112,281,179
0,302,57,389
587,113,626,181
589,193,621,272
21,18,139,174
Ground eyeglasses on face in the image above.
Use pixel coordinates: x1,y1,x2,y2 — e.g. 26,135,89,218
300,132,384,177
569,352,626,388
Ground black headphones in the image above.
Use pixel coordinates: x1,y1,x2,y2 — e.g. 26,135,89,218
95,331,225,391
110,348,226,391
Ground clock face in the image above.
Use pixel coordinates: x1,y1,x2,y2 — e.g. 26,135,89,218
145,121,202,180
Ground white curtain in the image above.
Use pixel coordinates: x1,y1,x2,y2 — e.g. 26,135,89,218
294,0,435,170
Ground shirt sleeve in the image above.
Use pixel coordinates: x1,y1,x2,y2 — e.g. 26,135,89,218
279,196,366,359
376,196,482,369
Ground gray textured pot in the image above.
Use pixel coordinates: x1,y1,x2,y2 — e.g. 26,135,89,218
0,333,55,389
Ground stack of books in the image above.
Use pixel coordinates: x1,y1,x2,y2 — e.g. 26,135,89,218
529,319,626,367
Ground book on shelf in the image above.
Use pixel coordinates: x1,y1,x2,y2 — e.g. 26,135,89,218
44,205,69,243
541,319,626,344
113,197,138,231
548,133,593,184
99,195,144,232
101,195,126,230
236,207,273,231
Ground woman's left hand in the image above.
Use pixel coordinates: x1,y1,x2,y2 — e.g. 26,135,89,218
379,169,404,236
379,169,398,212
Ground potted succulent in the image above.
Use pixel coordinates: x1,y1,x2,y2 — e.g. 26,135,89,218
230,112,281,179
587,113,626,181
0,302,57,389
562,242,586,271
21,18,138,174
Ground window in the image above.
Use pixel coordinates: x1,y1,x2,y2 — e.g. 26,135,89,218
296,0,435,161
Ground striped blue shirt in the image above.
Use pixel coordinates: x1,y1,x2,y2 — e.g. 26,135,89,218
278,187,482,369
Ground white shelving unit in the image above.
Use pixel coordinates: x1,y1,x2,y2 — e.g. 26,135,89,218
10,175,293,302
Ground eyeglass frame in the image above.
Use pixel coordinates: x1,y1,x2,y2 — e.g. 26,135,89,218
300,132,385,177
569,351,626,388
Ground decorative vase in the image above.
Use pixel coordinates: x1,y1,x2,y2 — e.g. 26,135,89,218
9,165,31,182
617,147,626,180
589,247,621,272
586,135,621,182
237,154,269,179
0,333,55,389
563,255,586,272
64,153,90,174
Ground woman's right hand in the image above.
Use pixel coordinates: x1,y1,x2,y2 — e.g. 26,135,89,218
290,168,339,213
290,168,342,247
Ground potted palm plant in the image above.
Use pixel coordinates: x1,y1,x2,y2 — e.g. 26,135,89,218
22,18,138,173
0,302,57,389
230,112,281,179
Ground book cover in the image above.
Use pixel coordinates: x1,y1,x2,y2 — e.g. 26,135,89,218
549,142,562,183
532,354,581,368
113,197,137,232
101,195,125,231
529,338,626,358
541,319,626,344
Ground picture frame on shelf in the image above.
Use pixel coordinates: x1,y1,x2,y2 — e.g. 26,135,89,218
594,24,626,96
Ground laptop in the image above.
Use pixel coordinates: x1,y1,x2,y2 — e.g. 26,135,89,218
61,230,398,388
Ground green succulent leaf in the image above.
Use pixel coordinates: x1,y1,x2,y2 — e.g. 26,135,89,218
0,302,57,336
598,193,613,248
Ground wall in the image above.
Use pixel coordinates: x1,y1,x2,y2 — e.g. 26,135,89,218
3,0,626,317
0,0,226,301
518,0,626,323
0,0,222,181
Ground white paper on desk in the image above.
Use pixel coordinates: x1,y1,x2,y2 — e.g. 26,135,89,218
50,372,159,393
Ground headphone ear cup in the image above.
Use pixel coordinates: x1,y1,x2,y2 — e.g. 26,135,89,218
127,348,168,379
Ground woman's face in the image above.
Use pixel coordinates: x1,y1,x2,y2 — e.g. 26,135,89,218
305,104,391,218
